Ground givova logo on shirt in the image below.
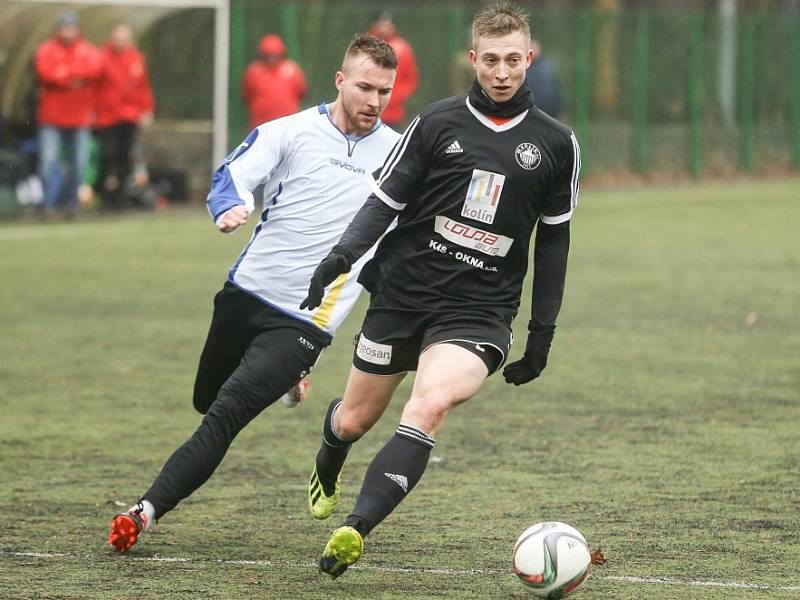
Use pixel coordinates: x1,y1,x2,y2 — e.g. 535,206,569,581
330,158,365,175
356,334,392,366
461,169,505,225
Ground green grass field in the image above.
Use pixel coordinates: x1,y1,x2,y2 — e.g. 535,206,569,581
1,179,798,599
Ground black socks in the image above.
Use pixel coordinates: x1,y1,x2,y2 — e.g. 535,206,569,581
315,398,357,496
344,423,435,537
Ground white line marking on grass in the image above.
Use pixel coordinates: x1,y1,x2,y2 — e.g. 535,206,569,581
7,552,501,575
8,552,69,558
6,552,800,592
603,575,800,592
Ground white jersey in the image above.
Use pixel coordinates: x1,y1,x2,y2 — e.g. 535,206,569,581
207,104,400,336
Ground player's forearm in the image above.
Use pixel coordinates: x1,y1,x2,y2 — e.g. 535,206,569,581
206,165,254,223
332,194,399,264
529,221,570,334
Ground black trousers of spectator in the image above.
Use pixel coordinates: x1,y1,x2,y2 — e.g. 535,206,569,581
95,122,137,210
143,282,330,519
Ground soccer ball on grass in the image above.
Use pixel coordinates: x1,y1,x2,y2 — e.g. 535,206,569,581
512,521,592,598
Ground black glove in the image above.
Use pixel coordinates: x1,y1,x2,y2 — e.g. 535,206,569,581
300,252,352,310
503,330,554,386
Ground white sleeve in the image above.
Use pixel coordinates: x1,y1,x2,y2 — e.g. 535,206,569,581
206,121,290,223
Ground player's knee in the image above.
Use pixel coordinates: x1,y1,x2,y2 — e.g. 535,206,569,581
403,391,456,431
335,405,374,440
193,378,218,414
193,391,214,415
204,388,259,438
213,377,279,422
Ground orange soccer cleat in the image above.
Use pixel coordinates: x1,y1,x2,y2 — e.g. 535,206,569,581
108,507,148,553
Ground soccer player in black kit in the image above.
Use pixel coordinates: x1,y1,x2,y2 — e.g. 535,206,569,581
301,1,581,578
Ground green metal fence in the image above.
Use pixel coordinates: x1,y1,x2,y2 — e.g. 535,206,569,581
219,1,800,177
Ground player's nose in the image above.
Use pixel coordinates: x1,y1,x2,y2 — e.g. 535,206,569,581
366,91,380,109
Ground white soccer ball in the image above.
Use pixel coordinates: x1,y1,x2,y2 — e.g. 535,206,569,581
512,521,592,598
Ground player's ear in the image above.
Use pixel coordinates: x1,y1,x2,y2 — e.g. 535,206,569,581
468,49,477,66
526,48,534,68
335,70,345,91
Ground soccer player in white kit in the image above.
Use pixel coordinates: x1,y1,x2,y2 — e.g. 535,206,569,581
107,34,400,553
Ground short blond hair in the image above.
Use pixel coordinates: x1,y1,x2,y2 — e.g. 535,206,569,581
472,2,531,49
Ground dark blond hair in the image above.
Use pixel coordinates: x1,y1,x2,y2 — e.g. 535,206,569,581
472,2,531,48
342,33,397,70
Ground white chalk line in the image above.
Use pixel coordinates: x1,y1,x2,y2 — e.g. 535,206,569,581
602,575,800,591
5,551,800,592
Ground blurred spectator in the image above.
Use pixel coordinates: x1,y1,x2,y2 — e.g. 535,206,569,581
242,34,307,130
368,12,418,128
7,80,44,209
526,38,562,118
34,12,101,216
94,22,155,210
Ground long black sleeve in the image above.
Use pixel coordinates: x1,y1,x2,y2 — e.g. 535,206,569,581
331,194,400,265
530,220,570,334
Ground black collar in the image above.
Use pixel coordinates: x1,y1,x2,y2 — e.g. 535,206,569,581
468,79,533,119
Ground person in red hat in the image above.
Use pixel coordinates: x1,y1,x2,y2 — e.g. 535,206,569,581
34,12,102,215
368,12,418,128
94,22,155,210
241,34,307,130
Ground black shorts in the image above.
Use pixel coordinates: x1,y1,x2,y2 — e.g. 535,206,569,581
192,281,331,414
352,298,513,376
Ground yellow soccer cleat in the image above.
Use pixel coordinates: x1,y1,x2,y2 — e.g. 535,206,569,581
308,464,340,519
319,526,363,579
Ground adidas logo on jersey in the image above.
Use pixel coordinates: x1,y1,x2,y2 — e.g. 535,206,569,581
384,472,408,492
445,140,463,154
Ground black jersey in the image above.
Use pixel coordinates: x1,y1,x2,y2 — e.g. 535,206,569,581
361,94,581,325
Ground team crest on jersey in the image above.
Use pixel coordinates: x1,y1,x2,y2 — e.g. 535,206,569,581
515,143,541,170
461,169,505,225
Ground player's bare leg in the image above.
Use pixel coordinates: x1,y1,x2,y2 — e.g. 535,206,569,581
309,368,404,519
320,345,487,577
337,367,407,438
399,343,489,436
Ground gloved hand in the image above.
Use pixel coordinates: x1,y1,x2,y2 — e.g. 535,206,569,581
503,330,554,386
300,252,351,310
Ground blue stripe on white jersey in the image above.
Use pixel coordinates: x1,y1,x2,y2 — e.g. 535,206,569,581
207,128,260,221
228,182,283,280
207,165,245,221
318,102,387,158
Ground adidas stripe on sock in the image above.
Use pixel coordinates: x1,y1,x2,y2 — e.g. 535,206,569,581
346,423,435,536
316,398,356,496
323,398,347,447
396,422,436,448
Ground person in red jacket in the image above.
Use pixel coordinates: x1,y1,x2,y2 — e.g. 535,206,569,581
34,12,101,215
94,22,155,210
241,34,307,130
368,12,418,128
